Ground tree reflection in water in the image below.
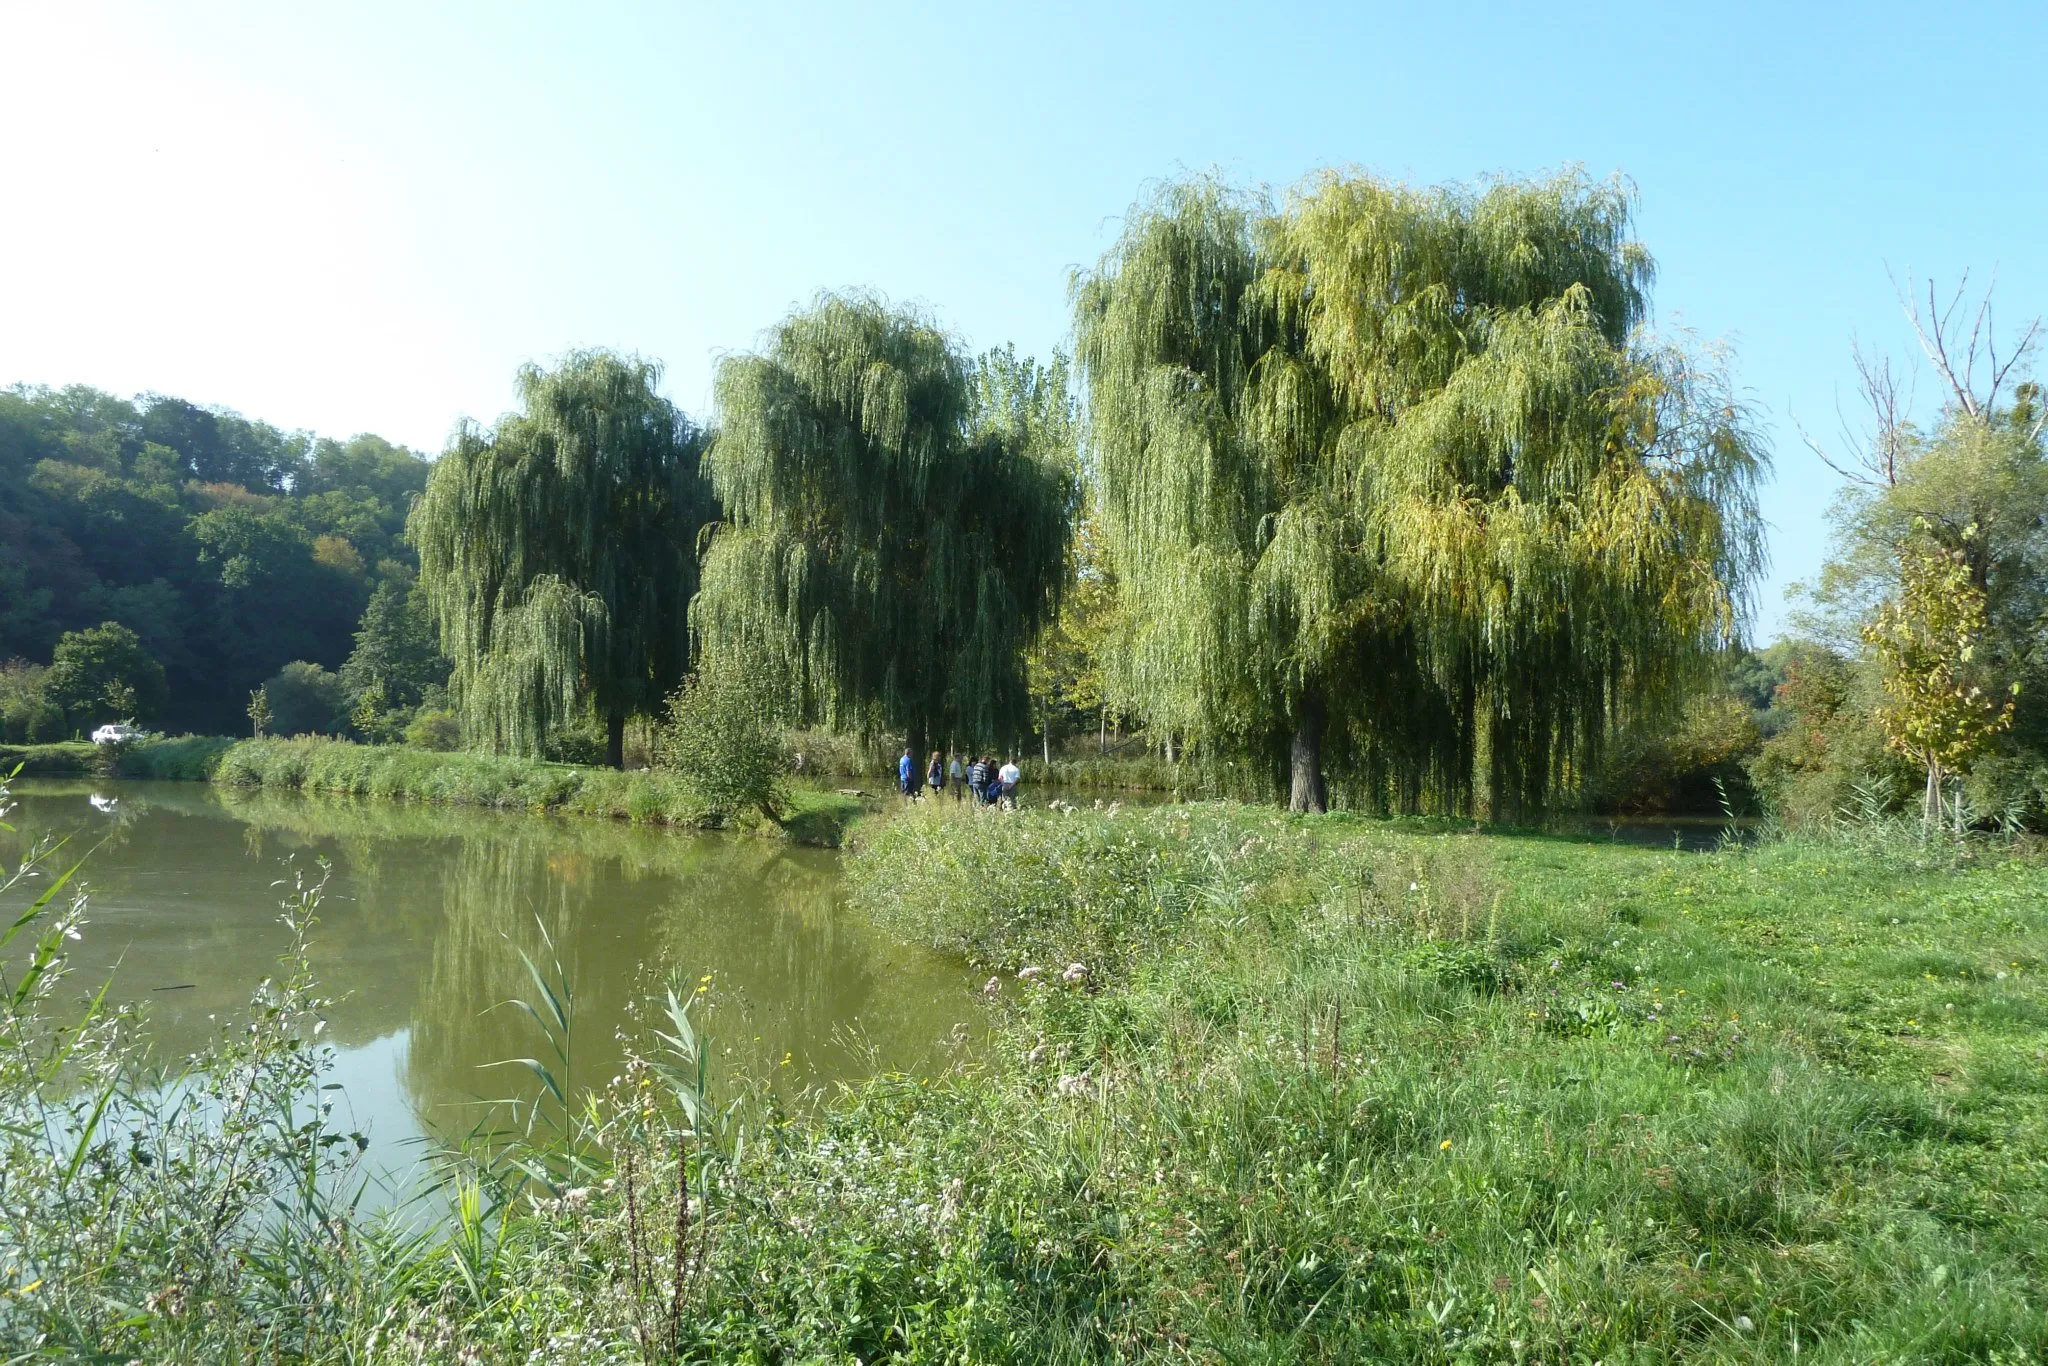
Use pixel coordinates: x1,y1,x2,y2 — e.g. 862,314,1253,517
0,780,977,1150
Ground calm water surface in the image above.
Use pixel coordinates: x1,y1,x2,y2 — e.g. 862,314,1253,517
1,779,978,1188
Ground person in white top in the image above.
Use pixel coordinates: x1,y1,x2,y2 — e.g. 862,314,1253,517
948,754,965,801
997,757,1022,809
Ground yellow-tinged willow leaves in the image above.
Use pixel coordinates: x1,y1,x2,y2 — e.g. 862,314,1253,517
1075,169,1766,815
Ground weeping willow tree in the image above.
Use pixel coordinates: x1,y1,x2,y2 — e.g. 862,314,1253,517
692,295,1071,759
411,351,715,765
1074,171,1766,815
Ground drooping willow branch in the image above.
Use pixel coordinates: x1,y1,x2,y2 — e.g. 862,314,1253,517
1073,170,1767,815
692,294,1073,751
412,351,714,759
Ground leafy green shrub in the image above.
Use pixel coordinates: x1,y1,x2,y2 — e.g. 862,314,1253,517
0,659,63,742
656,673,787,823
1592,692,1762,814
543,716,608,766
1749,644,1915,825
260,660,348,736
405,707,462,750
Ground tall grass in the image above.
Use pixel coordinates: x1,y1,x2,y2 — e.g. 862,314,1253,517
0,742,95,776
120,733,237,779
0,796,388,1356
808,801,2048,1360
0,766,730,1358
1,735,236,779
3,770,2042,1359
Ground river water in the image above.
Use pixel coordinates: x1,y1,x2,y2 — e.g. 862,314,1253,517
0,779,978,1190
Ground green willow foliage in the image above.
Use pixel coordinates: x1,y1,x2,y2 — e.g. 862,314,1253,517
1074,171,1766,815
412,352,715,763
693,295,1071,751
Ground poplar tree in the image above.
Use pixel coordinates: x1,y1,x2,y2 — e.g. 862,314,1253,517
411,351,714,765
692,295,1070,759
1074,171,1765,815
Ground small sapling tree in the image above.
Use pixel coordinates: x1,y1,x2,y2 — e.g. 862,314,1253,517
657,671,789,825
1863,527,2017,830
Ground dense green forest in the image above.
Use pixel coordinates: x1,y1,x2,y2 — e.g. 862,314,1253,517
5,168,2044,828
0,385,436,736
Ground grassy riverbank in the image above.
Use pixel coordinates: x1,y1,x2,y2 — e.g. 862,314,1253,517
817,806,2048,1360
5,734,862,844
0,740,97,774
212,736,864,845
6,797,2044,1359
1,735,237,779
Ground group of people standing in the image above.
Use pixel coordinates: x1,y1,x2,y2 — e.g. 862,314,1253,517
900,748,1021,808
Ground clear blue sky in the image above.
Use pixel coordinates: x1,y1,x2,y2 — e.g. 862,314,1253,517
4,0,2043,638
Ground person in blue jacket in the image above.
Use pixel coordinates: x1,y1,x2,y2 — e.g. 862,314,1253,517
898,747,917,802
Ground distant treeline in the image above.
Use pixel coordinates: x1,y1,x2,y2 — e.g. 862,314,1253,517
0,386,435,736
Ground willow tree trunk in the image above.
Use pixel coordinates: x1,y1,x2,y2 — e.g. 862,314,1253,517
1288,690,1327,813
1042,695,1052,765
1473,705,1496,823
606,712,627,770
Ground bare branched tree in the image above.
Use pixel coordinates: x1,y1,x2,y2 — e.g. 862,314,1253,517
1802,271,2043,489
1892,267,2041,421
1802,339,1913,489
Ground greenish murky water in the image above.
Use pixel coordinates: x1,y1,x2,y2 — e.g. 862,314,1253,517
0,779,978,1187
